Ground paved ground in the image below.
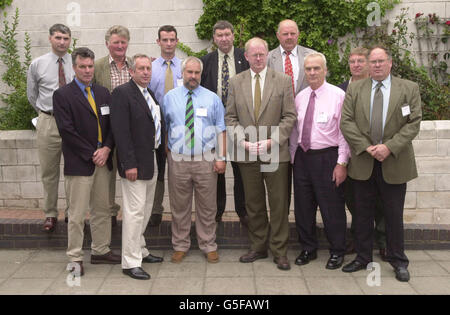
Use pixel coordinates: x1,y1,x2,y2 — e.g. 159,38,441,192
0,248,449,295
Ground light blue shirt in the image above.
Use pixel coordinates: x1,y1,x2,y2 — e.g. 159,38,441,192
162,85,226,156
74,77,95,101
149,56,182,104
370,75,391,136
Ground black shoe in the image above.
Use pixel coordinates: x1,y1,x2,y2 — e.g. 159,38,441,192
142,253,164,263
122,267,150,280
295,250,317,266
342,260,367,273
394,267,410,282
326,255,344,270
149,214,162,226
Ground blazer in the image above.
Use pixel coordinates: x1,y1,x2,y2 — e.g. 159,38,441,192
225,67,297,163
93,55,133,92
200,47,249,94
340,75,422,184
267,45,317,96
338,79,350,92
53,80,114,176
110,79,165,180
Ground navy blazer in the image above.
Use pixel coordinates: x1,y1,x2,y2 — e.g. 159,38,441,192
200,47,249,96
53,80,114,176
110,79,165,180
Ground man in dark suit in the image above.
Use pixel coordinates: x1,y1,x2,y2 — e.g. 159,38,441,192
110,54,164,280
200,20,250,227
340,46,422,282
53,47,121,277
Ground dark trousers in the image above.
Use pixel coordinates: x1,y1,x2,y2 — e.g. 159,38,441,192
216,161,247,218
293,147,347,256
345,178,386,248
353,161,409,269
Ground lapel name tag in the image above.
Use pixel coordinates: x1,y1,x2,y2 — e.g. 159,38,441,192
100,106,110,115
401,104,411,117
197,108,207,117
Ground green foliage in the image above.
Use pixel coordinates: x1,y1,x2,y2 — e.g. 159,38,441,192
0,8,35,130
177,41,208,58
0,0,12,10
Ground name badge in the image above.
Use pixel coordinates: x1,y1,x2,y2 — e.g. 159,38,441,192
316,112,328,123
401,104,411,117
100,106,110,115
177,79,184,87
197,108,207,117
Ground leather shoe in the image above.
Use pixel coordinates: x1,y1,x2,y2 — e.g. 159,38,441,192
239,215,249,228
239,250,268,263
142,253,163,263
91,251,121,264
326,254,344,270
43,217,57,232
274,256,291,270
149,213,162,226
394,267,410,282
342,260,367,273
171,251,187,263
206,251,219,263
379,248,388,262
68,261,84,277
295,250,317,266
122,267,150,280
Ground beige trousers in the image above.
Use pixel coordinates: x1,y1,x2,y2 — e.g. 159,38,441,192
36,112,68,218
65,165,112,262
167,152,218,254
120,173,157,269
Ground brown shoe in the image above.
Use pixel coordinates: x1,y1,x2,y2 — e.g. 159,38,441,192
43,217,57,232
91,251,121,264
239,250,268,263
274,256,291,270
171,251,187,263
206,251,219,263
68,261,84,277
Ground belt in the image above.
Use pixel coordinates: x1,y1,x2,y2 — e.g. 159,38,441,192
40,110,54,116
298,146,338,155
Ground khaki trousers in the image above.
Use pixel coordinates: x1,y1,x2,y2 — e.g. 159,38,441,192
36,112,68,218
167,152,218,254
120,173,157,269
65,165,112,262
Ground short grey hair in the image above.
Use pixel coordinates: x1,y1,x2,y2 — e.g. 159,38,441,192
130,54,152,71
304,52,327,69
105,25,130,43
244,37,268,52
181,56,203,73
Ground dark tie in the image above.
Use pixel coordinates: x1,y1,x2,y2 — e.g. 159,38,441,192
370,82,384,145
221,54,230,106
185,91,194,149
300,91,316,152
284,51,295,95
58,58,66,87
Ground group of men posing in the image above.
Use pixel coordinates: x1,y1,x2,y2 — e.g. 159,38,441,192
27,19,421,282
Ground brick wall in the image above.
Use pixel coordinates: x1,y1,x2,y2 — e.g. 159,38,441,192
1,121,449,225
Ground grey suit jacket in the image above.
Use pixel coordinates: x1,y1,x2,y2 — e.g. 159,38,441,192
267,45,316,96
225,67,297,163
93,55,133,92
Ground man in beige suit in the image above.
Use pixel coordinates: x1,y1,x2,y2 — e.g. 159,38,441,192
225,37,297,271
340,46,422,282
94,25,133,226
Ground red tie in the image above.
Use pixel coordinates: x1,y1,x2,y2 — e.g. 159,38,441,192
300,91,316,152
58,58,66,87
284,51,295,96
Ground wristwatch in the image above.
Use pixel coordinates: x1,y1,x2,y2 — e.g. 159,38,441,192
217,156,226,161
337,162,348,167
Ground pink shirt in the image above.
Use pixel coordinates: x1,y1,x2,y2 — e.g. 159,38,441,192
289,81,350,164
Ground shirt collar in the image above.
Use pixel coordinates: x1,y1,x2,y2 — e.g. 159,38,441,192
309,81,327,97
74,77,92,92
250,66,268,80
280,45,298,57
218,46,234,59
109,55,129,66
371,74,391,89
51,51,70,63
182,85,201,97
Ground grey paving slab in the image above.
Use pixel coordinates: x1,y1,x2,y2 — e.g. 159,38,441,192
255,277,309,295
305,276,364,295
425,250,450,261
409,276,450,295
150,277,204,295
253,260,303,277
408,261,449,277
0,262,22,278
109,263,162,279
157,262,206,278
29,249,68,263
436,261,450,273
98,277,153,295
44,276,105,295
0,250,36,263
204,277,256,295
404,250,433,261
355,277,418,295
79,264,114,278
216,249,248,262
299,261,353,277
0,278,54,295
206,262,254,278
12,262,66,279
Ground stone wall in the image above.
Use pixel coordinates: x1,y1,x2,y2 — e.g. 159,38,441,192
1,121,449,225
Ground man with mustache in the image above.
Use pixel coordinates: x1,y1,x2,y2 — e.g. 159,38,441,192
162,56,226,264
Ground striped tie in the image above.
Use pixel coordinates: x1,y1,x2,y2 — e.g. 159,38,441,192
185,90,194,149
143,89,161,148
85,87,102,144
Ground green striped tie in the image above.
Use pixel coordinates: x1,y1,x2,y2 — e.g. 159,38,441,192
185,90,194,149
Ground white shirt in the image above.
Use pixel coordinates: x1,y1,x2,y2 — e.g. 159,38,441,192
250,67,268,109
280,46,299,92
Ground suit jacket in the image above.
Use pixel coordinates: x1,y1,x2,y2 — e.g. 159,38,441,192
268,45,317,96
340,75,422,184
200,47,249,94
225,67,297,163
53,80,114,176
338,80,350,92
110,79,165,180
93,55,133,92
